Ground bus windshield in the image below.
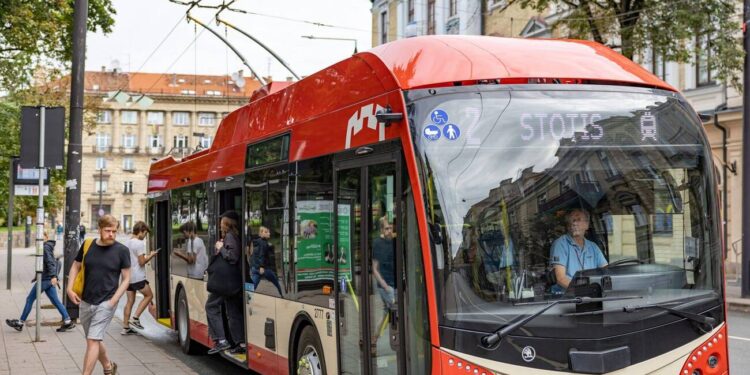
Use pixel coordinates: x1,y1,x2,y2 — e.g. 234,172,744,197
406,85,723,338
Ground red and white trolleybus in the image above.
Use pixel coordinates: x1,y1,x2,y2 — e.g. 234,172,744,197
146,35,729,374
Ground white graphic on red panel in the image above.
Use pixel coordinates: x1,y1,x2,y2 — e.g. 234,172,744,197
346,103,385,149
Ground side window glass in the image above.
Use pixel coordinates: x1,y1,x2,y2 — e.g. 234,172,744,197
170,189,191,278
294,155,335,307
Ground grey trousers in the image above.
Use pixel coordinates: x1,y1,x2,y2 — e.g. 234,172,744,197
205,292,244,344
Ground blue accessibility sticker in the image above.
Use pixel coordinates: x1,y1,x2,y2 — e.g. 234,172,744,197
443,124,461,140
423,125,441,141
431,109,448,125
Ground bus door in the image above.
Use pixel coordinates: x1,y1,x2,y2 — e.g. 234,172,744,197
214,183,246,363
335,144,404,375
153,198,171,321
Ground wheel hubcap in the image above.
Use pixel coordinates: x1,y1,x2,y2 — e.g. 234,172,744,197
298,345,321,375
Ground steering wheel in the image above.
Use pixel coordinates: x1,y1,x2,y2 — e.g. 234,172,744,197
607,257,646,267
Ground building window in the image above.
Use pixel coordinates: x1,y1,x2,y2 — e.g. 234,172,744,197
198,112,216,126
537,192,547,210
560,176,571,193
121,134,136,148
199,135,213,149
122,157,134,171
123,181,133,194
598,151,619,177
380,10,388,44
96,110,112,124
407,0,414,23
427,0,436,34
488,0,508,10
205,90,222,96
449,0,457,17
148,135,163,148
120,110,138,125
146,111,165,125
696,34,714,86
95,133,110,151
173,135,188,149
173,111,190,126
95,179,108,193
95,157,107,170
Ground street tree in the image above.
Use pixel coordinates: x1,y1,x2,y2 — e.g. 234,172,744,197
0,0,116,93
513,0,743,90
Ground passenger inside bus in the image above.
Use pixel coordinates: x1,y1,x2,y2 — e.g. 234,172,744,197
549,208,609,293
172,222,208,279
248,225,284,296
372,216,397,347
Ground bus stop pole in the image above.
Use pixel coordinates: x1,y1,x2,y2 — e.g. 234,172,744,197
6,158,14,290
34,107,46,342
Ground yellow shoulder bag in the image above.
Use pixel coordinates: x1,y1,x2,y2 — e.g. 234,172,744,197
72,238,94,297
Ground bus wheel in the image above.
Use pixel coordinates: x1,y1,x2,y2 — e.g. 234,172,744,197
296,325,326,375
177,288,201,354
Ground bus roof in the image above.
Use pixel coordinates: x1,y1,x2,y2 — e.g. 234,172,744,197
364,35,673,91
148,36,673,192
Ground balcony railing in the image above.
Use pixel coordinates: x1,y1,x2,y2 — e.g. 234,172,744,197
118,146,139,154
147,146,165,155
92,145,113,153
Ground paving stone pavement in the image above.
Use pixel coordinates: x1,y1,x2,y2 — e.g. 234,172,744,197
0,242,198,375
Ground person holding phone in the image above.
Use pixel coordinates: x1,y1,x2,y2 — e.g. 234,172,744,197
121,221,157,334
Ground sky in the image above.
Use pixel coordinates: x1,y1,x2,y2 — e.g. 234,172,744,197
86,0,374,82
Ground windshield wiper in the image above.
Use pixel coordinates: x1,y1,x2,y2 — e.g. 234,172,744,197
560,297,717,327
480,295,642,348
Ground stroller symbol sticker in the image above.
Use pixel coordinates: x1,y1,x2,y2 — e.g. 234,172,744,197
431,109,448,125
423,125,441,141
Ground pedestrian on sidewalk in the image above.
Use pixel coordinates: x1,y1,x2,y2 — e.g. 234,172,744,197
66,215,131,375
79,224,86,243
5,231,76,332
121,221,157,335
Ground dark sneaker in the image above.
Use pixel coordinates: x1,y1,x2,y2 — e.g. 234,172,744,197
120,327,137,335
5,319,23,332
129,318,144,330
229,344,246,354
207,340,232,355
56,321,76,332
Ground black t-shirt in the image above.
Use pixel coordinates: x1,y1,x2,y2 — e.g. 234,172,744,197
373,236,396,287
75,240,131,304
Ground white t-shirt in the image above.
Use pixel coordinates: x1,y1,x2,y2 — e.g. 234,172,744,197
125,237,147,284
186,236,208,279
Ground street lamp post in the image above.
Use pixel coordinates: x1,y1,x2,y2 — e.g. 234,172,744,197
301,35,358,55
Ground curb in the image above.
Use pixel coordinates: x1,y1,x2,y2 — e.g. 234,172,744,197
727,297,750,313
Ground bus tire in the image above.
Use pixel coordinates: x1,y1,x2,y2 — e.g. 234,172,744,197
295,325,326,375
176,288,202,355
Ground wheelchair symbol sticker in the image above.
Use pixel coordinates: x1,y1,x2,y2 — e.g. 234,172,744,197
431,109,448,125
443,124,460,140
423,125,441,141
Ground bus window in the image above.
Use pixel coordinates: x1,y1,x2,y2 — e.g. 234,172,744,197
293,155,335,307
245,166,288,298
170,188,192,278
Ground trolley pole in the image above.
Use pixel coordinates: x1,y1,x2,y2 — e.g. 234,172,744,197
742,0,750,298
63,0,87,319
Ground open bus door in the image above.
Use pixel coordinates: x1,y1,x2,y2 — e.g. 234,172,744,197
152,198,171,324
334,142,406,375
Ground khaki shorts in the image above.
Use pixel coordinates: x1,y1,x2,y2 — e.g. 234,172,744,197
80,301,116,340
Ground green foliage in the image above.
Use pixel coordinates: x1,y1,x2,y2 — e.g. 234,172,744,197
0,0,116,92
514,0,743,91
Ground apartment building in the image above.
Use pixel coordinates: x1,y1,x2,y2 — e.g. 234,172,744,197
82,69,260,232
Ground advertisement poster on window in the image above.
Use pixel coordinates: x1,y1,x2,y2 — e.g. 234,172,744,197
295,200,352,283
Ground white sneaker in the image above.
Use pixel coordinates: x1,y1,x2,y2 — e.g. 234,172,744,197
120,327,136,335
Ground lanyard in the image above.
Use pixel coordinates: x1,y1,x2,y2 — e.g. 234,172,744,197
573,242,586,270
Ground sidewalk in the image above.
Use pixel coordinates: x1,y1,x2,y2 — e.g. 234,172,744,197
727,281,750,313
0,243,199,375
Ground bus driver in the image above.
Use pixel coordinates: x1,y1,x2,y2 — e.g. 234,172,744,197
549,208,608,292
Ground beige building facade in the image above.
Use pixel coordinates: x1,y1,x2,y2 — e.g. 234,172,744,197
81,70,258,232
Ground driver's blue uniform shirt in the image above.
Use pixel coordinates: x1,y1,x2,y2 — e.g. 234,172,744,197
550,234,607,291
